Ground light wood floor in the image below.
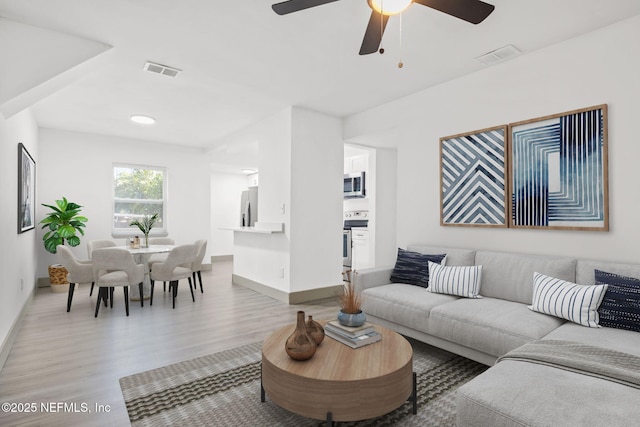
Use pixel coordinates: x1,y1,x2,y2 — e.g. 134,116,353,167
0,261,340,426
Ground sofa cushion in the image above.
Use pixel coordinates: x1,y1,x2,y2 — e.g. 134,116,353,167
428,297,565,357
389,248,446,287
595,269,640,332
475,251,576,304
362,284,459,333
427,262,483,298
529,272,607,328
407,245,475,266
457,358,640,427
543,322,640,357
576,259,640,285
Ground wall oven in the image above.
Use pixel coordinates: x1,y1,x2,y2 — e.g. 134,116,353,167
343,210,368,267
344,171,366,198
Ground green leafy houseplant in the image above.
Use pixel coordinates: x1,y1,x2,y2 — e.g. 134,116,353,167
129,213,158,248
39,197,88,254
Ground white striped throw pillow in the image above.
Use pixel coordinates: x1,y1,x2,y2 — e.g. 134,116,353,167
427,261,483,298
529,272,608,328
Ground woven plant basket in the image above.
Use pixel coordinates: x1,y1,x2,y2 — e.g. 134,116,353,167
48,264,69,293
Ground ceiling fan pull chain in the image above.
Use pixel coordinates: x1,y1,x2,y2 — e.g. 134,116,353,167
379,0,385,54
398,11,404,68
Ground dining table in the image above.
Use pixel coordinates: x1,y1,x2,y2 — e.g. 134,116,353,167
123,244,175,301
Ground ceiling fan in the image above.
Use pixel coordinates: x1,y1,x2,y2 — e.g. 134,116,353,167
271,0,495,55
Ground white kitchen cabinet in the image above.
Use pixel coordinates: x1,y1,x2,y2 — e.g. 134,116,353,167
344,154,368,174
351,228,370,270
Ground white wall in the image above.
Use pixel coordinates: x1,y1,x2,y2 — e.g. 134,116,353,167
289,107,343,291
215,107,343,294
371,147,398,267
344,15,640,264
210,172,249,257
37,128,211,277
0,109,38,359
215,108,292,292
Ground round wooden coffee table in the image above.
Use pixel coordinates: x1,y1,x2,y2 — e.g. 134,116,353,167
261,322,416,424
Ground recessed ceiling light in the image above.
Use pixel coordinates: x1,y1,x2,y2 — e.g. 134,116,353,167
130,114,156,125
242,169,257,175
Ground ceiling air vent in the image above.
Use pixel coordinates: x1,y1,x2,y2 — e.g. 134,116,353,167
143,61,181,78
475,45,521,66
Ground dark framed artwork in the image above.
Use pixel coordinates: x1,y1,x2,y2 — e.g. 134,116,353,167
18,143,36,233
440,125,508,227
508,104,608,231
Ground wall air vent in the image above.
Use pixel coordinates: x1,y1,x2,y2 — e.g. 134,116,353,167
143,61,181,77
475,45,521,66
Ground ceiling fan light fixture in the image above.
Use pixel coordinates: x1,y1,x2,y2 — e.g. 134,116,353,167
368,0,413,16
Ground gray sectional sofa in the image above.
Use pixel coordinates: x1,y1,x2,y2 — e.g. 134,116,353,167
354,244,640,426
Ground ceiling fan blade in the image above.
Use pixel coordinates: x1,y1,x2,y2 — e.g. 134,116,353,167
359,11,389,55
413,0,495,24
272,0,341,15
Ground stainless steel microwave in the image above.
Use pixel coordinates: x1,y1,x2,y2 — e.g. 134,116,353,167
344,172,365,198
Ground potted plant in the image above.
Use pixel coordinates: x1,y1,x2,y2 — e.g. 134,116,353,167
129,213,158,248
39,197,88,292
337,270,366,327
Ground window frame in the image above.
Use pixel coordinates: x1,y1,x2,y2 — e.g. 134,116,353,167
111,162,168,238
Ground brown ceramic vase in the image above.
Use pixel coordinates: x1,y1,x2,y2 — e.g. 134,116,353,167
306,315,325,345
285,311,317,361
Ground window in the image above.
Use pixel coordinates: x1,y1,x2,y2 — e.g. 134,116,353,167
112,164,167,237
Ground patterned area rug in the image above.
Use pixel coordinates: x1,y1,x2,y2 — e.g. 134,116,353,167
119,338,487,426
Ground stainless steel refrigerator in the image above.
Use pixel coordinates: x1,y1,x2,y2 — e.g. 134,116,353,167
240,186,258,227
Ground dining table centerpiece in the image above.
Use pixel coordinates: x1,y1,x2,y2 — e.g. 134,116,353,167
129,213,158,248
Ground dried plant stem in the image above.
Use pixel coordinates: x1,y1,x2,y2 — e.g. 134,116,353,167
338,273,362,314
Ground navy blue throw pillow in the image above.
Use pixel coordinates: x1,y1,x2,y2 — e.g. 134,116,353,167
595,269,640,333
390,248,446,288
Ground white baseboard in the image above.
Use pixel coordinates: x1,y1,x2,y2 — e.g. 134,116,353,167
0,289,34,371
232,274,341,304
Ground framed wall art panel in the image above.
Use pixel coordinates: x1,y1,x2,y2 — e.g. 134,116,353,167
440,125,508,227
508,104,608,231
18,142,36,233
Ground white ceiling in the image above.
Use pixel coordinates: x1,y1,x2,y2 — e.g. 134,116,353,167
1,0,640,157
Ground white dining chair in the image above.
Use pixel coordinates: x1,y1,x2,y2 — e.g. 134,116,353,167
91,248,145,317
191,240,207,293
86,239,116,296
150,244,196,309
57,245,94,313
147,237,175,245
147,237,175,291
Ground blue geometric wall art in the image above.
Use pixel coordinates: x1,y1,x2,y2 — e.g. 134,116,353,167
509,104,608,230
440,125,508,227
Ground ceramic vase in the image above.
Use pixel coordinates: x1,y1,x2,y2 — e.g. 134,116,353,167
337,309,366,327
306,315,325,345
285,311,317,361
